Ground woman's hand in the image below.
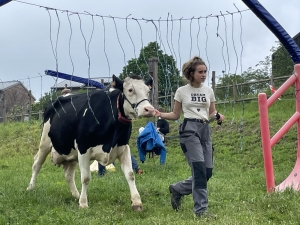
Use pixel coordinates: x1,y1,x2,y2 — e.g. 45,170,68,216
218,113,225,122
154,109,161,117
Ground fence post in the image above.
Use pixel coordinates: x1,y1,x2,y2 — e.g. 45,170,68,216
21,112,24,122
270,74,274,86
233,81,237,103
212,71,215,92
39,110,43,121
171,92,174,110
148,57,159,109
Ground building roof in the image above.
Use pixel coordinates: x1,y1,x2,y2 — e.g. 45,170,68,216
51,77,112,89
0,80,36,101
0,81,20,91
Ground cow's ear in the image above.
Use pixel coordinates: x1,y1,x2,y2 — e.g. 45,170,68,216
145,77,153,89
112,74,123,91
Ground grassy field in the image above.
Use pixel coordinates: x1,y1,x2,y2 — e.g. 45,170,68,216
1,99,300,224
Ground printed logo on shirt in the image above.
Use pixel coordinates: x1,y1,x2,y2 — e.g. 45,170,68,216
191,93,207,102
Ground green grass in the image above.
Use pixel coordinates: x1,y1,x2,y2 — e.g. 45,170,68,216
1,99,300,224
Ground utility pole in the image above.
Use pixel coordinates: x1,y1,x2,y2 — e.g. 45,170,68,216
28,90,32,121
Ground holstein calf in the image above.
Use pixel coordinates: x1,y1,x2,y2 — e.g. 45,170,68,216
27,75,155,210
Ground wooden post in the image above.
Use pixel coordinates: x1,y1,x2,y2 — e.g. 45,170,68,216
148,57,159,109
212,71,215,91
171,92,174,111
270,74,274,87
39,110,43,121
233,81,237,103
21,112,24,122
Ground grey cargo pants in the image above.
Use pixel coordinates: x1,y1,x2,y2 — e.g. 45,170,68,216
171,119,213,214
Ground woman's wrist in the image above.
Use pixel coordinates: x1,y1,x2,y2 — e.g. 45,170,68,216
156,111,162,118
210,111,217,118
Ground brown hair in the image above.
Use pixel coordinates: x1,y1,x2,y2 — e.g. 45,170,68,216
182,56,207,83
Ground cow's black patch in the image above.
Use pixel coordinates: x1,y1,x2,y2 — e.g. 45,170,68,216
45,89,132,155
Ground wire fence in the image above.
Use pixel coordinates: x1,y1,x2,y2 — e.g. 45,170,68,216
0,74,294,123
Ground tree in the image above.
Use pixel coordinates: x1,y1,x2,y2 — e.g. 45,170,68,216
119,42,183,96
31,90,60,113
215,56,271,101
271,41,294,79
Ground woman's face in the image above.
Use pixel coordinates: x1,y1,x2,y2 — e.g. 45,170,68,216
192,64,207,84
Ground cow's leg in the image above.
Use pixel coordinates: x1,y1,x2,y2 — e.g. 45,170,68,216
63,161,80,199
78,150,91,208
27,126,51,191
118,145,143,211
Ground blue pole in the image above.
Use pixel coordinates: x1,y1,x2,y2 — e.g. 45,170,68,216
45,70,105,89
0,0,12,7
242,0,300,64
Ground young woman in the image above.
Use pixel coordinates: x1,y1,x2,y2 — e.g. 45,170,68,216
154,56,224,218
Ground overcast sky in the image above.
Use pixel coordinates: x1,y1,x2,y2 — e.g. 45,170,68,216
0,0,299,100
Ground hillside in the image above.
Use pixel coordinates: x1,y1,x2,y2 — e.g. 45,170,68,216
1,99,300,224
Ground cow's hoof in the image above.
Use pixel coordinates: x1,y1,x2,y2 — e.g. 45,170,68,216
26,185,34,191
72,193,80,199
132,204,143,211
79,204,89,209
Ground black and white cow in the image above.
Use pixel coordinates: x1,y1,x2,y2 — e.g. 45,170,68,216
27,74,155,210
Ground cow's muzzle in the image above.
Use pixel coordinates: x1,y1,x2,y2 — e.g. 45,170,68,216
143,106,155,116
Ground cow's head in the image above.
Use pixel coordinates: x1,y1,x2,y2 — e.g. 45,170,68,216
112,74,155,119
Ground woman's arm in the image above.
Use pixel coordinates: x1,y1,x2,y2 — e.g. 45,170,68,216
209,102,217,117
154,100,182,120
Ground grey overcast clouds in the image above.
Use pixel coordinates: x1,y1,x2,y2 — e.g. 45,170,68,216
0,0,299,100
